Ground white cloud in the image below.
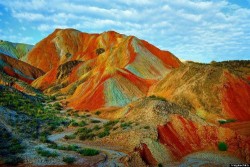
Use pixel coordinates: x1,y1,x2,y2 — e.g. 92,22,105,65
0,0,250,62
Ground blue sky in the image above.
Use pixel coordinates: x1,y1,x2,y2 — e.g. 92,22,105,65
0,0,250,62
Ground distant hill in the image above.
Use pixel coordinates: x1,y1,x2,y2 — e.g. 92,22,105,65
0,40,33,60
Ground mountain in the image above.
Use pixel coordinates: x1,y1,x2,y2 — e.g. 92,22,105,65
0,53,45,84
0,40,33,60
1,29,250,166
27,28,181,110
149,61,250,122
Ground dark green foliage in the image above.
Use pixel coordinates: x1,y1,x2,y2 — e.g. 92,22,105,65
48,143,79,152
158,163,163,167
97,129,110,138
96,48,105,55
64,134,76,140
53,102,62,110
4,156,24,165
218,119,236,125
93,125,101,131
91,119,101,123
120,122,132,129
148,95,166,101
71,121,79,127
63,156,76,164
78,120,87,127
95,111,101,115
36,147,59,157
218,142,228,151
78,148,99,156
144,126,150,129
0,125,25,165
76,127,95,140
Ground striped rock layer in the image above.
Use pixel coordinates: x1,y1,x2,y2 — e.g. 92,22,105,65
28,28,181,110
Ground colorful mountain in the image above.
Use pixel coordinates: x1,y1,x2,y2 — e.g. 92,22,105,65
149,61,250,122
28,28,181,110
0,40,33,60
0,53,45,84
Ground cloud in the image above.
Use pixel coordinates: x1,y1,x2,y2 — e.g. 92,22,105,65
0,0,250,62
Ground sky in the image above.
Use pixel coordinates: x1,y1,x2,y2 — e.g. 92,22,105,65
0,0,250,62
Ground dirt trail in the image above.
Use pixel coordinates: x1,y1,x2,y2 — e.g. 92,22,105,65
48,130,127,167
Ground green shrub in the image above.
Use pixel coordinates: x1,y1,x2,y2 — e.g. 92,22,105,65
149,95,166,101
91,120,101,123
63,156,76,164
158,163,163,167
36,147,59,157
93,125,101,131
78,148,99,156
144,126,150,129
98,129,110,138
95,111,101,115
218,119,236,125
4,156,24,165
120,122,132,129
71,122,79,127
218,142,228,151
79,133,95,140
64,134,76,140
78,120,87,127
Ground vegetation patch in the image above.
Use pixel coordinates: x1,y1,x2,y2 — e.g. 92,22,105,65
218,119,236,125
63,156,76,164
218,142,228,151
36,147,59,157
78,148,99,156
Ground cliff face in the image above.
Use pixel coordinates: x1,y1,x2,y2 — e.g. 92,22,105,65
28,28,181,110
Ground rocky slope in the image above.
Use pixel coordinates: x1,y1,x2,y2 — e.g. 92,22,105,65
28,28,181,110
0,53,45,84
0,40,33,60
149,61,250,122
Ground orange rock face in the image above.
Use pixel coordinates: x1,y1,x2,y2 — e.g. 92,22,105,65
222,72,250,121
0,53,44,83
157,115,250,163
28,29,181,110
149,62,250,122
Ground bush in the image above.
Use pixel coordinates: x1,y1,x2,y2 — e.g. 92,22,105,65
78,148,99,156
78,121,87,127
120,122,132,129
36,147,59,157
4,156,24,165
64,134,76,140
63,156,76,164
95,111,101,115
91,120,101,123
144,126,150,129
93,125,101,131
71,122,79,127
98,129,110,138
218,142,228,151
218,119,236,125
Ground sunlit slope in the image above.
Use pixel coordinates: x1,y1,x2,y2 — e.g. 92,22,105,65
29,28,181,110
0,53,44,84
149,61,250,121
